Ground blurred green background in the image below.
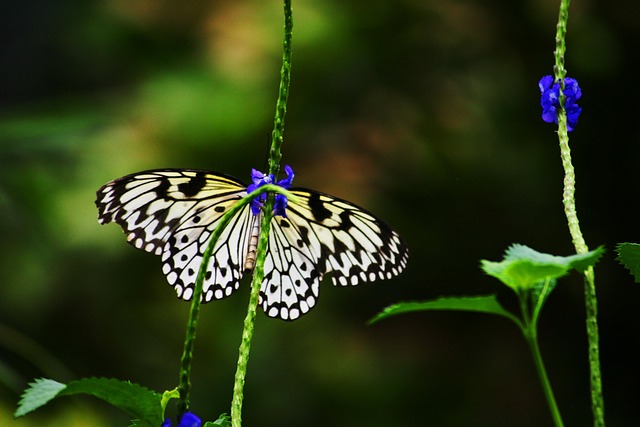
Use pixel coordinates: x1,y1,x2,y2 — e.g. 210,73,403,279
1,0,639,426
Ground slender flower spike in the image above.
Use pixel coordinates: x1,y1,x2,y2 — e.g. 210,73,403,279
162,411,202,427
538,75,582,131
247,165,294,217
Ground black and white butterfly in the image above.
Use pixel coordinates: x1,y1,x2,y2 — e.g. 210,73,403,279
96,166,408,320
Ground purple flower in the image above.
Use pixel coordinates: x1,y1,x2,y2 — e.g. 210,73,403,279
162,411,201,427
247,165,294,217
539,75,582,132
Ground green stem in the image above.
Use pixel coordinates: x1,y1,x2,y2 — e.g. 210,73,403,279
230,1,293,426
518,293,564,427
553,0,569,83
558,124,605,426
176,189,273,416
230,209,274,427
268,0,293,178
177,210,235,414
526,328,565,427
583,266,604,425
177,282,201,415
552,0,605,425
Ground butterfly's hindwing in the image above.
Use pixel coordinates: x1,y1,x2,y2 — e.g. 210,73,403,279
260,215,322,320
162,204,257,301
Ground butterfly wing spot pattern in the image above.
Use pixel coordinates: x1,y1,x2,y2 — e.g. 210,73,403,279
96,169,409,321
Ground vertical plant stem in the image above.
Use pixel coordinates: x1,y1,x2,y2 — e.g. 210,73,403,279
230,1,293,427
230,210,274,427
526,329,565,427
553,0,605,425
177,287,202,415
176,195,258,417
177,240,211,416
519,292,564,427
177,220,226,414
268,0,293,178
558,117,605,426
582,266,604,425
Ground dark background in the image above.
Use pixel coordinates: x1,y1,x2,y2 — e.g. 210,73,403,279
1,0,639,426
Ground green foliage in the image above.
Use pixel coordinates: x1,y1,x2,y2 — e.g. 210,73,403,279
15,377,165,426
206,413,232,427
14,378,66,418
480,244,604,292
161,388,181,412
615,243,640,282
369,295,520,326
531,278,558,315
373,245,604,328
373,244,605,427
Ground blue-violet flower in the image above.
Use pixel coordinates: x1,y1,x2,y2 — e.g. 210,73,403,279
162,411,201,427
247,165,294,217
538,75,582,132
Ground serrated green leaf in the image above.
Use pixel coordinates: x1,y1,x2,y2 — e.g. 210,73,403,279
481,244,604,291
566,246,605,272
16,377,165,426
616,243,640,283
15,378,67,417
60,377,164,426
369,295,520,326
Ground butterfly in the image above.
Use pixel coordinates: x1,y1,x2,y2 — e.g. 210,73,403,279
95,165,408,320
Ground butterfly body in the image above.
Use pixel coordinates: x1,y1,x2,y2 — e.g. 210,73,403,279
244,218,261,272
96,169,408,320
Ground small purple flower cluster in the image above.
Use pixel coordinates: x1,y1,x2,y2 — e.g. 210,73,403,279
538,75,582,132
162,411,201,427
247,165,295,217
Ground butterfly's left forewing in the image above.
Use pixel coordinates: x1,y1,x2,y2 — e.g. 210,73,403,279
96,169,253,302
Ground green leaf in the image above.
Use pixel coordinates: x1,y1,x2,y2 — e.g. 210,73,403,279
369,295,520,326
481,258,565,291
206,413,232,427
15,377,164,427
616,243,640,282
564,246,606,272
161,388,180,413
481,244,604,292
61,378,164,426
15,378,67,417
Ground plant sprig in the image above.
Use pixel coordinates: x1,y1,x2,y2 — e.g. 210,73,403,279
372,244,604,427
551,0,605,424
177,184,297,415
231,1,293,426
